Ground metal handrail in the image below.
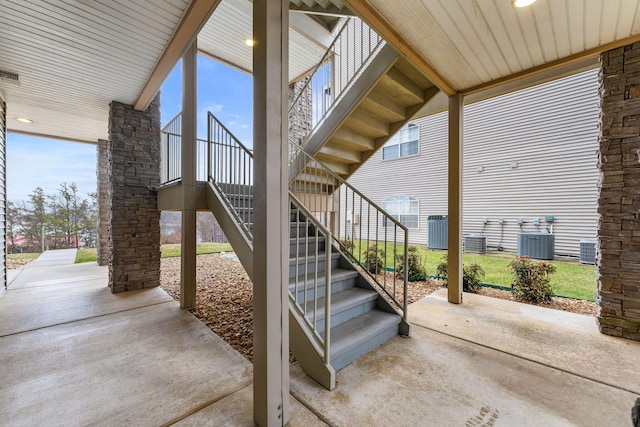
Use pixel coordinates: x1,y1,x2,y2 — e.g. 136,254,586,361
207,113,332,362
288,17,385,145
288,139,409,323
289,192,332,364
208,112,254,240
160,113,182,184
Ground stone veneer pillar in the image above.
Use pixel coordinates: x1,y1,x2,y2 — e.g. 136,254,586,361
288,76,312,144
96,139,110,266
107,94,161,293
597,44,640,341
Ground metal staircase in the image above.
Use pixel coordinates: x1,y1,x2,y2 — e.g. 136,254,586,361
203,114,408,389
288,18,440,182
159,16,440,390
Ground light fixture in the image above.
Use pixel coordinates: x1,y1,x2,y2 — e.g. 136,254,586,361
513,0,536,7
244,38,255,47
15,117,33,124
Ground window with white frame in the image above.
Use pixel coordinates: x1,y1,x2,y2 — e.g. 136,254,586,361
383,195,419,229
382,123,419,160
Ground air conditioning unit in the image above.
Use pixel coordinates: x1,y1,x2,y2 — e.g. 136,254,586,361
517,232,555,260
579,238,597,265
464,234,487,254
427,215,448,250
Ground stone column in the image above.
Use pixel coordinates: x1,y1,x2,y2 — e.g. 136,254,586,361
107,94,161,293
288,76,312,144
96,138,110,266
597,44,640,341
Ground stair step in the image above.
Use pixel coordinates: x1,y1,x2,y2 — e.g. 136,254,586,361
310,287,379,333
289,236,326,257
344,109,390,139
331,127,375,151
316,143,362,165
289,252,340,279
330,310,401,371
289,268,358,301
379,67,425,105
359,89,407,122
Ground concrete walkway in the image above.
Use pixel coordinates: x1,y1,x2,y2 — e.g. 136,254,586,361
1,253,638,426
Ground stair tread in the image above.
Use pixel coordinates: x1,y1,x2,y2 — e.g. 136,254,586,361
307,287,378,320
330,310,401,359
288,267,357,288
289,252,340,266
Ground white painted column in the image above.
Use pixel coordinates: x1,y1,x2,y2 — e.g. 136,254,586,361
253,0,290,425
448,93,463,304
181,41,198,309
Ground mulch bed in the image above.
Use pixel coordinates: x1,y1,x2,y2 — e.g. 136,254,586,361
160,253,597,360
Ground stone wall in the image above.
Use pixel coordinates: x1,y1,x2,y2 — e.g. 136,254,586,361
288,77,312,144
108,95,161,293
597,44,640,341
96,139,110,266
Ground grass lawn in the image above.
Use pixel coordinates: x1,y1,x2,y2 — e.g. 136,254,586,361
161,242,233,258
7,252,40,261
76,248,97,263
345,241,597,301
74,242,234,264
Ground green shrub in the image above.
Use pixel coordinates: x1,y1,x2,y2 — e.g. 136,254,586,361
395,246,428,282
363,245,385,274
339,239,355,253
509,256,556,303
435,259,485,293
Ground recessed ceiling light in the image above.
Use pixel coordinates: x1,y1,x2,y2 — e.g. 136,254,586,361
244,38,255,47
513,0,536,7
15,117,33,124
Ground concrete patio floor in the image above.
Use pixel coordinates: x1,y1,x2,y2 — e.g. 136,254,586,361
1,250,638,426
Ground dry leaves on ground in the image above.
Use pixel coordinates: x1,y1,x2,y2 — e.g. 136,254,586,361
7,258,34,270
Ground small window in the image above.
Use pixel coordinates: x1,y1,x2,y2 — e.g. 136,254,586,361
382,124,419,160
383,195,419,229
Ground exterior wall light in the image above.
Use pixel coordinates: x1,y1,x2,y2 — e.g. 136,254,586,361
244,39,255,47
513,0,536,7
15,117,33,123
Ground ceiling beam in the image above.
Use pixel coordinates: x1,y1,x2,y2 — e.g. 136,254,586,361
134,0,221,111
462,33,640,96
344,0,457,96
8,130,97,145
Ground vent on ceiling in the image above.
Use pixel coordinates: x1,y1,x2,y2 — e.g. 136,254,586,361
0,70,20,84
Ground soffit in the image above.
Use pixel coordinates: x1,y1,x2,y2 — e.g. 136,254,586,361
197,0,329,80
362,0,640,92
0,0,191,143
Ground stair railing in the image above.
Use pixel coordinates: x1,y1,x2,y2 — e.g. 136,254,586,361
160,113,182,184
208,113,333,363
289,140,409,324
290,193,332,365
208,112,254,240
288,17,385,145
160,113,208,184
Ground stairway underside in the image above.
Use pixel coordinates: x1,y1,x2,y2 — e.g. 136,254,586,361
297,45,440,184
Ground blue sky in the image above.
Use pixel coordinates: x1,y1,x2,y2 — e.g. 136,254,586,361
7,55,252,204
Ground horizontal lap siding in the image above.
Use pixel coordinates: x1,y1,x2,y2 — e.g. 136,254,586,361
347,69,599,257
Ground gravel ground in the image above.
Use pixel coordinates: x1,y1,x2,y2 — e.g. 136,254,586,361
160,253,597,360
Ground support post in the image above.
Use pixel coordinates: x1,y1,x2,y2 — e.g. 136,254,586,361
96,139,110,266
253,0,290,425
448,93,463,304
181,41,198,309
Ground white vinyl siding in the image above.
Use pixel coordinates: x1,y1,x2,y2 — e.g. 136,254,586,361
347,69,599,257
